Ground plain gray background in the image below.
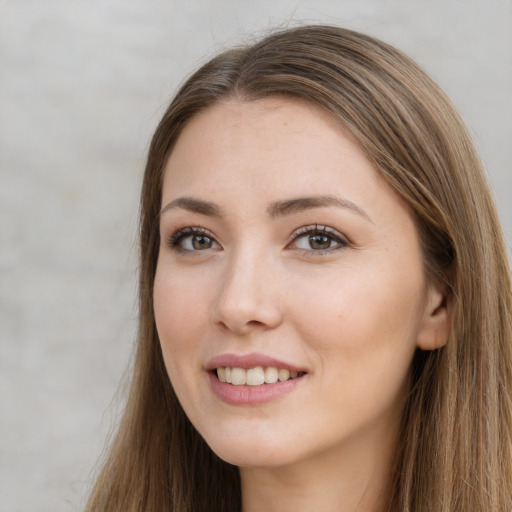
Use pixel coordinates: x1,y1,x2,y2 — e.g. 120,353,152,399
1,1,510,510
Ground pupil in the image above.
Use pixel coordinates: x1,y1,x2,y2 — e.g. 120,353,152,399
192,235,212,250
310,234,330,250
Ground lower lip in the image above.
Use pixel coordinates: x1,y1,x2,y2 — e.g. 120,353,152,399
208,372,305,405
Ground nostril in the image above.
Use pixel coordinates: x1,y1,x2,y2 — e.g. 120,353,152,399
212,275,283,334
247,320,266,327
214,317,274,335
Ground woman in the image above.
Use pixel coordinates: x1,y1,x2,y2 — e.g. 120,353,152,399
86,25,512,511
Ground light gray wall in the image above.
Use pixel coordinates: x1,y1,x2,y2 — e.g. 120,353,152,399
1,1,510,510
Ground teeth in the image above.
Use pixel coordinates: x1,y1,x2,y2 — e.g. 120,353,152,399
264,366,278,384
278,369,290,382
231,367,246,385
216,366,303,386
247,367,265,386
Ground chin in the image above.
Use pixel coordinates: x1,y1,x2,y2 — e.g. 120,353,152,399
213,447,294,468
202,431,299,468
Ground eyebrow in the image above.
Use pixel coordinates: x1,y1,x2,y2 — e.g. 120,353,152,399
160,197,223,217
267,195,373,223
160,194,372,223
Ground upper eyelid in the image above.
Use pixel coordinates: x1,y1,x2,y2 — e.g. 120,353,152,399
166,224,349,249
167,226,219,247
287,225,351,255
288,224,348,242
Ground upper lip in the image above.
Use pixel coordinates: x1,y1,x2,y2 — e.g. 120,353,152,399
205,353,307,373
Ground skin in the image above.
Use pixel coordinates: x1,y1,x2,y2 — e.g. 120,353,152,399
154,98,450,512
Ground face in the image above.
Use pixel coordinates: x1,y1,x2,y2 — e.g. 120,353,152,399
154,98,447,470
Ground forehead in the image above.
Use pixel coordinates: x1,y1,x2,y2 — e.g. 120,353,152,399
160,97,421,264
162,97,380,198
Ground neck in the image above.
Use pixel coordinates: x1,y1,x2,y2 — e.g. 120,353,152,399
240,425,397,512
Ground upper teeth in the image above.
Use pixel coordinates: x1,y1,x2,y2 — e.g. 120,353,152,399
216,367,300,386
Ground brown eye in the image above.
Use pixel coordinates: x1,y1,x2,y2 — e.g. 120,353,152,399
168,227,219,252
291,225,348,253
309,234,331,250
191,235,213,250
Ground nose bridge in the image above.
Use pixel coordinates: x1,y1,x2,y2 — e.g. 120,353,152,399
213,241,282,334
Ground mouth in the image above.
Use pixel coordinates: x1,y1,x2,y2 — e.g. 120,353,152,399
214,366,306,386
205,353,308,404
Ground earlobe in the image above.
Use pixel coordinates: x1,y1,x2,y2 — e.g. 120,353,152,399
417,282,452,351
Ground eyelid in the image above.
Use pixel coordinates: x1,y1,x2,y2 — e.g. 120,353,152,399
287,224,349,252
166,226,220,252
166,224,349,254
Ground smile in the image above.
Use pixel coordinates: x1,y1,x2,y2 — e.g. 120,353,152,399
216,366,304,386
206,353,308,404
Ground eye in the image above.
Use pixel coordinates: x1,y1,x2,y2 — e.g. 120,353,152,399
167,227,220,252
290,225,348,253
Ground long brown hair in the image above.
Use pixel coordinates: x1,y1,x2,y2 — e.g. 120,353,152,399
86,25,512,511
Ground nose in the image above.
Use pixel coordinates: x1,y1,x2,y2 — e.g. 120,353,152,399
212,248,283,336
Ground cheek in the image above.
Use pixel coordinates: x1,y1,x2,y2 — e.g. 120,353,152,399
153,266,210,387
294,269,421,341
292,267,423,392
154,261,209,337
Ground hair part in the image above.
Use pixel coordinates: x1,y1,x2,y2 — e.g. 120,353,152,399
87,25,512,511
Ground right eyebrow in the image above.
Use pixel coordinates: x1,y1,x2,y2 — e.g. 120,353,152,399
160,197,224,217
267,195,373,223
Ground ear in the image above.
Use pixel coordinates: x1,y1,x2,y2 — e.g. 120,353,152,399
417,281,451,351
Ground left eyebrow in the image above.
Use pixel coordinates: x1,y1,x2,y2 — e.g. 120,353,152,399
267,195,373,223
160,197,224,217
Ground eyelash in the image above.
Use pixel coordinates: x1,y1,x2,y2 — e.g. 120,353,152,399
167,226,217,253
288,225,349,254
166,225,349,254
